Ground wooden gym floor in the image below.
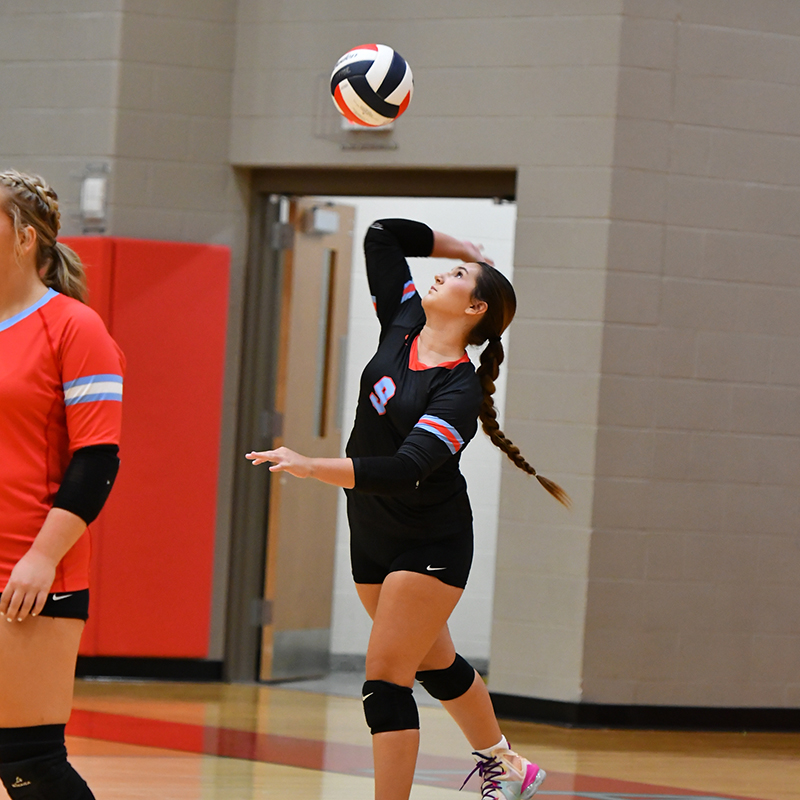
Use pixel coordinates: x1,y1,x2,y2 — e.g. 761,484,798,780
17,677,799,800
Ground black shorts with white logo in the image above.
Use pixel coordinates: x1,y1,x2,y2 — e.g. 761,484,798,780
350,527,473,589
39,589,90,620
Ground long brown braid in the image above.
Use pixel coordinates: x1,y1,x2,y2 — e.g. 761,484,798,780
0,169,87,303
469,262,571,508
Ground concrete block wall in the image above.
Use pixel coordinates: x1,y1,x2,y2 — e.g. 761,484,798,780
231,1,625,169
0,1,244,243
482,15,620,702
0,1,123,235
585,0,800,707
102,1,248,662
230,2,626,699
110,0,242,244
231,0,800,707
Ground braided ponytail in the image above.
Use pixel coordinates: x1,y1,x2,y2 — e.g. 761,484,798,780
0,169,87,303
44,241,87,302
470,263,571,508
476,340,570,508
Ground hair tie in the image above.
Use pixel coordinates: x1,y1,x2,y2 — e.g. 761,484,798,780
488,335,501,344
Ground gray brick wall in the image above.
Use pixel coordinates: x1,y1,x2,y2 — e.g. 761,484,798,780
229,0,800,707
585,0,800,707
0,2,123,234
229,1,621,700
111,1,241,243
106,1,246,664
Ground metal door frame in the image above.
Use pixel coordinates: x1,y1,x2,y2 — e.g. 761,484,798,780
224,194,290,682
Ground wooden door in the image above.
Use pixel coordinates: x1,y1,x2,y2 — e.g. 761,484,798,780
259,198,354,681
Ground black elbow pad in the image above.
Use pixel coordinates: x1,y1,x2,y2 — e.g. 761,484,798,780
352,453,422,495
53,444,120,524
366,219,434,257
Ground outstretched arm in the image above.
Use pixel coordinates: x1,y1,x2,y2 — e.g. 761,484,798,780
246,448,355,488
246,448,425,495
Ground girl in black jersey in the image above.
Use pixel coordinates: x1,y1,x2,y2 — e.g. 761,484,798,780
248,218,569,800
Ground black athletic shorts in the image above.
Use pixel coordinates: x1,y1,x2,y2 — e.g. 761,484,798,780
351,528,473,589
39,589,89,620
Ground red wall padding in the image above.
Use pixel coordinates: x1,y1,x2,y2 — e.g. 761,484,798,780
63,237,230,658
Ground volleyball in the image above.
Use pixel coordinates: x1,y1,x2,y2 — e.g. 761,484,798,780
330,44,413,127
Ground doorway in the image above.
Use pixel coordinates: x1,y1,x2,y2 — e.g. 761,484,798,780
225,170,517,683
225,194,355,682
322,196,518,676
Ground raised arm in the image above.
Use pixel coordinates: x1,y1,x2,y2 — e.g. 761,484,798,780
430,230,493,265
364,220,494,334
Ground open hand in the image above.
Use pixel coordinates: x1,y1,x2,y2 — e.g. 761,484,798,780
461,240,494,267
246,447,312,479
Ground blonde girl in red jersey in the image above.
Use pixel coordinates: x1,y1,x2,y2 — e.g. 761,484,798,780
0,171,124,800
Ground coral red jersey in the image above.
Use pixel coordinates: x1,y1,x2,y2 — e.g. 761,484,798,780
0,288,124,592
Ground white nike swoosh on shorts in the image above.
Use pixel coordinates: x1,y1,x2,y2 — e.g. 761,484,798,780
426,566,446,571
52,594,73,601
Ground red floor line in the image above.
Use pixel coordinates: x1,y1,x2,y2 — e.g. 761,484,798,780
67,709,757,800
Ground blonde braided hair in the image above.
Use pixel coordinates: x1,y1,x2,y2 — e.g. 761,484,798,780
0,169,87,303
470,262,571,508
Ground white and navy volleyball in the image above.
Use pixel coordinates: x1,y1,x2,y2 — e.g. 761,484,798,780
330,44,413,127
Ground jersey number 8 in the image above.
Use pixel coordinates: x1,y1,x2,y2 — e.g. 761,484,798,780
370,376,396,415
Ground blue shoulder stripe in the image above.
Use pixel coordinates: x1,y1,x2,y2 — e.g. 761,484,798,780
0,288,58,333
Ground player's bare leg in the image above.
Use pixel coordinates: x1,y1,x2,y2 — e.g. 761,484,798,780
417,625,504,748
0,616,97,798
0,616,83,727
358,586,545,800
356,593,505,752
419,625,545,799
357,571,462,800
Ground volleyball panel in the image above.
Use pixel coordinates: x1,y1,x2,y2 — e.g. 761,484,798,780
330,43,380,91
363,44,397,91
334,80,395,127
382,60,413,106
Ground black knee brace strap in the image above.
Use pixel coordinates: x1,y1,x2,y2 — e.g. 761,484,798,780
416,654,476,701
0,724,66,764
362,680,419,734
0,725,95,799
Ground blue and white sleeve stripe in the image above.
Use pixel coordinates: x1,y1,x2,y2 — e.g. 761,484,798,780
63,374,123,406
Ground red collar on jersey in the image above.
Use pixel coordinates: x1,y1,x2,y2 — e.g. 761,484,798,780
408,335,469,371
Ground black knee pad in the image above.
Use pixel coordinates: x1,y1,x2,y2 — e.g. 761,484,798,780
362,680,419,734
0,725,95,799
416,653,476,701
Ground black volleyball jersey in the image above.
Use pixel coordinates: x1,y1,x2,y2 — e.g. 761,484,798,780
344,219,483,538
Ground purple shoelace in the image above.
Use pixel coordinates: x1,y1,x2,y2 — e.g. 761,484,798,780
460,753,503,799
